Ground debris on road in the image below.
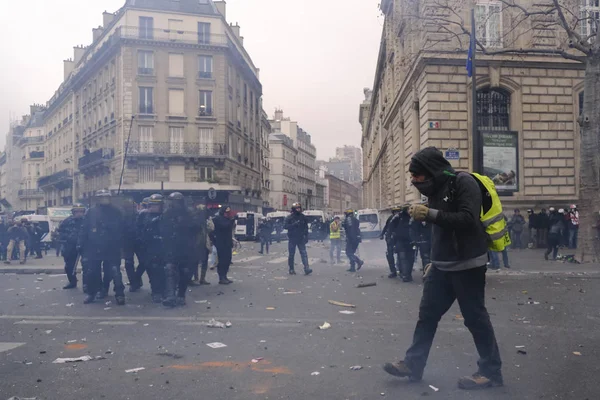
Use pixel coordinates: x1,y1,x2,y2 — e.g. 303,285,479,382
44,330,52,335
225,321,232,328
65,303,74,307
328,300,356,308
7,397,40,400
251,357,264,363
206,342,227,349
36,277,44,281
125,367,145,373
339,310,355,315
515,345,525,349
349,365,363,370
356,282,376,288
454,314,464,321
429,385,439,392
105,301,112,306
318,322,331,330
156,353,183,359
194,300,208,304
283,290,302,294
266,307,276,310
52,356,93,364
517,349,527,355
206,319,227,329
311,371,320,376
103,308,111,311
573,351,582,356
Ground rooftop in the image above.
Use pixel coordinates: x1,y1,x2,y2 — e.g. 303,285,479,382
126,0,219,15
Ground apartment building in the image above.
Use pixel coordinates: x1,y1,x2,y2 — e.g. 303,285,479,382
18,106,46,210
268,133,297,211
260,109,271,209
40,0,269,211
362,0,583,210
334,145,362,183
325,173,361,215
0,120,26,211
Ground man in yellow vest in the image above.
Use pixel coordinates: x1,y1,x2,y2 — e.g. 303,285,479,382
383,147,502,390
329,216,342,264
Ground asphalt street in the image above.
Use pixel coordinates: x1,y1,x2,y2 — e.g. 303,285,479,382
0,240,598,400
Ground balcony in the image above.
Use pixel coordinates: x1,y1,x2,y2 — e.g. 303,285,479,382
118,26,229,47
79,148,115,171
138,67,154,76
38,169,73,191
18,189,45,199
128,141,227,159
18,136,45,147
198,71,212,79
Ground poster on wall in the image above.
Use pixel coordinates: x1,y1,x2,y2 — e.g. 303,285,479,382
482,131,519,192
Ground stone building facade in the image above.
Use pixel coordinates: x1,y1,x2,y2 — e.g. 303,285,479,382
326,173,361,215
268,133,298,211
361,0,583,211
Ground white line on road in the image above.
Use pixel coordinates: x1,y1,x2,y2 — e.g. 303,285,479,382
0,342,25,353
235,256,264,263
267,257,288,264
14,320,64,325
97,321,138,325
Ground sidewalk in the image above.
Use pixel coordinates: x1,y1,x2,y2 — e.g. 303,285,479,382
491,247,600,274
0,253,65,274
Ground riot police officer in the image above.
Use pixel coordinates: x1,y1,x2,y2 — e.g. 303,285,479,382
342,209,364,272
58,203,86,289
258,218,273,255
284,203,313,276
410,215,432,274
123,198,141,292
190,203,211,286
139,194,166,303
213,205,236,284
161,192,198,307
381,206,402,278
131,197,152,291
78,190,126,305
391,205,415,282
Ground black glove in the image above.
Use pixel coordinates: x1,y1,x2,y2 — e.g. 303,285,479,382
379,234,384,240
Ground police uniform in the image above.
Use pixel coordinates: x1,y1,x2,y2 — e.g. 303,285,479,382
139,194,166,302
284,203,312,275
57,204,85,289
342,209,364,273
212,206,236,284
381,207,401,277
390,208,414,282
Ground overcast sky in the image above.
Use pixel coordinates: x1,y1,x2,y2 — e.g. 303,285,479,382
0,0,382,160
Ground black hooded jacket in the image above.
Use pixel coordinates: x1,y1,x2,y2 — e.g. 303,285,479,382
410,147,488,271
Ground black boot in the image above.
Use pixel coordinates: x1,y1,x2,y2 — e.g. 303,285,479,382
115,295,126,306
199,269,210,285
63,282,77,290
176,297,186,307
84,293,96,304
289,268,296,275
357,260,364,271
304,266,313,275
388,272,398,279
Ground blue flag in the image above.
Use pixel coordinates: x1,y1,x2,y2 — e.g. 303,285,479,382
466,30,475,77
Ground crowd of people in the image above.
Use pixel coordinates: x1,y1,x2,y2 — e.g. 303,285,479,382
0,217,45,264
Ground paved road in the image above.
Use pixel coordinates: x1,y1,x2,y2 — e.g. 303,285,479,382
0,240,598,399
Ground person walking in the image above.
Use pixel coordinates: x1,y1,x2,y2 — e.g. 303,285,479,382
527,209,538,249
545,207,563,261
258,218,273,255
329,216,342,264
57,204,86,289
139,194,167,303
381,206,401,278
342,209,364,273
284,203,312,276
190,203,211,286
391,205,414,282
537,209,549,248
78,190,125,305
383,147,502,390
212,205,236,284
5,220,28,265
568,204,580,249
509,209,525,249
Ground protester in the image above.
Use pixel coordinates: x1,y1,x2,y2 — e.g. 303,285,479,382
545,207,563,261
212,205,236,284
509,209,525,249
381,206,401,278
284,203,312,276
568,204,579,249
58,204,86,289
527,209,537,249
329,216,342,264
5,220,28,265
342,209,364,273
537,209,549,248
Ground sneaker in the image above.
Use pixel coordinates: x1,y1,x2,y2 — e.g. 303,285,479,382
62,282,77,290
289,269,296,275
388,272,398,279
382,361,421,382
458,373,503,390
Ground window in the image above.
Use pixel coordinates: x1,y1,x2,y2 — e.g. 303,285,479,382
170,127,184,154
169,54,184,77
579,91,584,116
198,55,213,78
199,90,213,115
199,167,214,181
138,165,155,183
138,51,154,75
139,87,154,114
477,87,510,130
198,22,211,44
168,89,185,115
199,128,214,154
581,0,600,38
475,2,502,47
168,19,183,41
139,17,154,39
139,126,154,153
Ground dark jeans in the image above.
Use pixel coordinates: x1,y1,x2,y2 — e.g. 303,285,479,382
511,231,522,249
84,258,125,297
330,238,341,263
63,249,78,284
416,242,431,269
405,266,502,380
346,240,362,270
489,249,509,268
569,226,579,249
396,242,415,280
216,244,233,279
146,255,166,296
260,236,270,254
545,233,560,260
537,228,548,248
385,240,396,273
288,239,309,269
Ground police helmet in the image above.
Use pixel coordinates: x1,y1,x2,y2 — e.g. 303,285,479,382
291,202,302,212
72,203,86,214
344,209,354,216
142,197,151,206
169,192,184,201
148,194,164,205
95,189,111,197
391,205,402,213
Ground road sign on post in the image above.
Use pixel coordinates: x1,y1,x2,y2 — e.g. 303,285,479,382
208,187,217,200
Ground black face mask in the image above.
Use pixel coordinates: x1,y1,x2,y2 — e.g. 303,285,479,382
412,178,436,197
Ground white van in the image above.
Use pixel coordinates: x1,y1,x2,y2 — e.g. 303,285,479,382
20,215,53,244
304,210,328,240
266,211,289,240
234,212,262,241
357,209,381,238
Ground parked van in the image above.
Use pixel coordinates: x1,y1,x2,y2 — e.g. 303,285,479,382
234,212,262,241
266,211,289,240
304,210,328,240
357,209,382,238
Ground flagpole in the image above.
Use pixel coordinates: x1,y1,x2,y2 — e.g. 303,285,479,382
470,8,480,173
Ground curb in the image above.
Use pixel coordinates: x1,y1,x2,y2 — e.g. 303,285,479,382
0,268,64,275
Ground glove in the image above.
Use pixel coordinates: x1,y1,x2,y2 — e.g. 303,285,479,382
379,235,384,240
423,263,433,278
409,204,429,222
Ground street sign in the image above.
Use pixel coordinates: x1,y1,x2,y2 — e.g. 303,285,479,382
429,121,440,129
445,148,460,160
208,187,217,200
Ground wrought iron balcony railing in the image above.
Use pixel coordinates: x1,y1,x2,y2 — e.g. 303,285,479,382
79,148,115,169
118,26,229,47
18,189,45,199
127,141,227,157
38,170,72,188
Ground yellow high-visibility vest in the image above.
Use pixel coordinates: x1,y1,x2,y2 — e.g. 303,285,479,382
472,173,512,252
330,221,341,239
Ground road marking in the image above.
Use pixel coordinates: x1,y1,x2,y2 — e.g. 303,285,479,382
257,322,302,328
65,343,88,350
98,321,138,326
267,257,288,264
14,320,64,325
166,360,292,375
0,342,25,353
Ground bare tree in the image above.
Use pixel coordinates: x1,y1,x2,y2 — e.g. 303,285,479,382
397,0,599,262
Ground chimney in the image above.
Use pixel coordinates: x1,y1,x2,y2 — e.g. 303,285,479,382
214,1,226,18
30,104,44,115
92,26,104,42
103,11,115,28
230,23,241,40
274,109,284,121
64,59,75,81
73,45,86,64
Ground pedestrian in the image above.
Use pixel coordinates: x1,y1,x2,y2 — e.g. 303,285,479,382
536,209,549,248
258,218,272,255
509,209,525,249
381,206,401,278
342,209,364,273
410,209,432,275
284,203,312,276
275,220,283,243
212,205,236,284
329,216,342,264
139,194,167,303
545,207,563,260
78,189,126,305
568,204,579,249
190,203,211,286
390,205,414,282
384,147,502,390
527,209,537,249
57,204,86,289
161,192,197,306
5,219,28,265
